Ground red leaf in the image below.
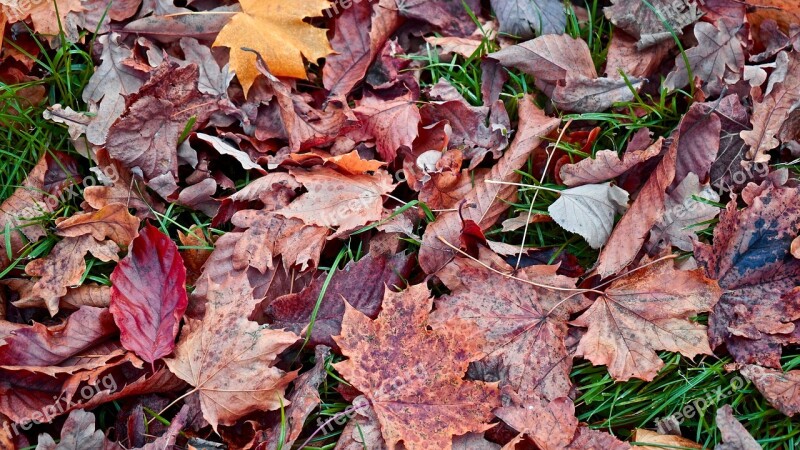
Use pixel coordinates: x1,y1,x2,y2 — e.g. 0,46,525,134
110,224,188,364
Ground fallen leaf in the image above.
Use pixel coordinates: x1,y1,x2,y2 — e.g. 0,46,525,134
496,398,578,450
632,429,702,449
419,97,559,274
110,224,188,365
0,306,116,367
741,51,800,166
560,137,662,187
394,0,481,37
3,0,82,37
276,167,395,238
82,33,150,145
213,0,333,95
735,364,799,417
746,0,800,34
55,203,140,247
715,405,762,450
354,92,421,162
323,0,400,101
490,0,566,38
121,5,240,43
702,95,751,190
648,173,720,253
665,20,746,92
551,75,644,113
164,274,299,432
572,258,721,381
333,396,386,450
231,210,327,272
333,283,500,450
42,104,90,140
196,133,265,174
266,251,413,349
106,61,219,199
10,283,110,311
25,235,121,316
548,182,630,249
604,0,702,49
606,31,674,79
35,409,114,450
430,258,588,403
694,181,800,368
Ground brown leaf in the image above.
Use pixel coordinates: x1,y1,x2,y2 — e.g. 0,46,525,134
572,258,721,381
25,236,120,316
10,283,110,311
333,396,386,450
604,0,702,49
55,203,140,247
560,137,662,187
648,173,721,253
106,61,218,199
606,31,674,79
419,97,559,274
3,0,81,37
35,409,114,450
333,284,500,450
266,251,414,349
395,0,481,37
231,210,327,272
121,5,239,43
632,429,702,449
164,274,299,432
665,20,746,92
178,225,213,286
551,75,644,113
323,0,400,101
735,364,800,417
276,167,395,238
354,92,421,162
741,51,800,166
695,182,800,367
715,405,762,450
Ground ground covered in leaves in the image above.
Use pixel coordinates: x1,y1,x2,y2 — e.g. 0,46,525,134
1,0,800,449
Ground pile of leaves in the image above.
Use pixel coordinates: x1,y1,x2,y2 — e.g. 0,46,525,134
1,0,800,448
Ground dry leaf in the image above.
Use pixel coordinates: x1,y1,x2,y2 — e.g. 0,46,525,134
632,429,702,449
735,364,800,417
548,183,630,249
354,93,421,162
604,0,702,49
489,0,566,38
665,20,746,92
213,0,333,95
55,203,140,247
572,258,721,381
333,284,500,450
560,137,662,187
715,405,762,450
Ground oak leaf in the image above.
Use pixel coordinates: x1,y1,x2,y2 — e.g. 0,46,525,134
694,181,800,368
55,203,139,247
110,224,188,365
572,258,721,381
213,0,333,96
35,409,114,450
164,274,298,431
647,173,720,253
333,284,500,450
665,21,746,92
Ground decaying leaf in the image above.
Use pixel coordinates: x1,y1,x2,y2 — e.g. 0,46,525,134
548,183,630,249
604,0,702,49
631,429,702,449
354,93,421,162
715,405,762,450
213,0,333,95
489,0,566,38
164,274,299,432
35,409,113,450
572,258,721,381
560,136,662,187
735,364,800,417
333,284,500,450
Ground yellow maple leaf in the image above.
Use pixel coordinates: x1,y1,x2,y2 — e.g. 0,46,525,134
213,0,333,96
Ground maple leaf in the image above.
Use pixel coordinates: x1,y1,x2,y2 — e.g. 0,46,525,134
419,97,559,274
276,167,395,238
25,236,121,316
741,51,800,166
490,0,566,38
55,203,140,246
604,0,702,49
36,409,114,450
231,210,327,273
694,181,800,368
106,60,219,199
572,258,721,381
213,0,333,96
430,257,588,404
333,283,500,450
267,251,414,349
164,274,299,431
716,405,762,450
354,92,421,162
560,135,662,187
2,0,82,37
734,364,799,417
548,182,630,249
665,20,746,92
110,224,188,365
